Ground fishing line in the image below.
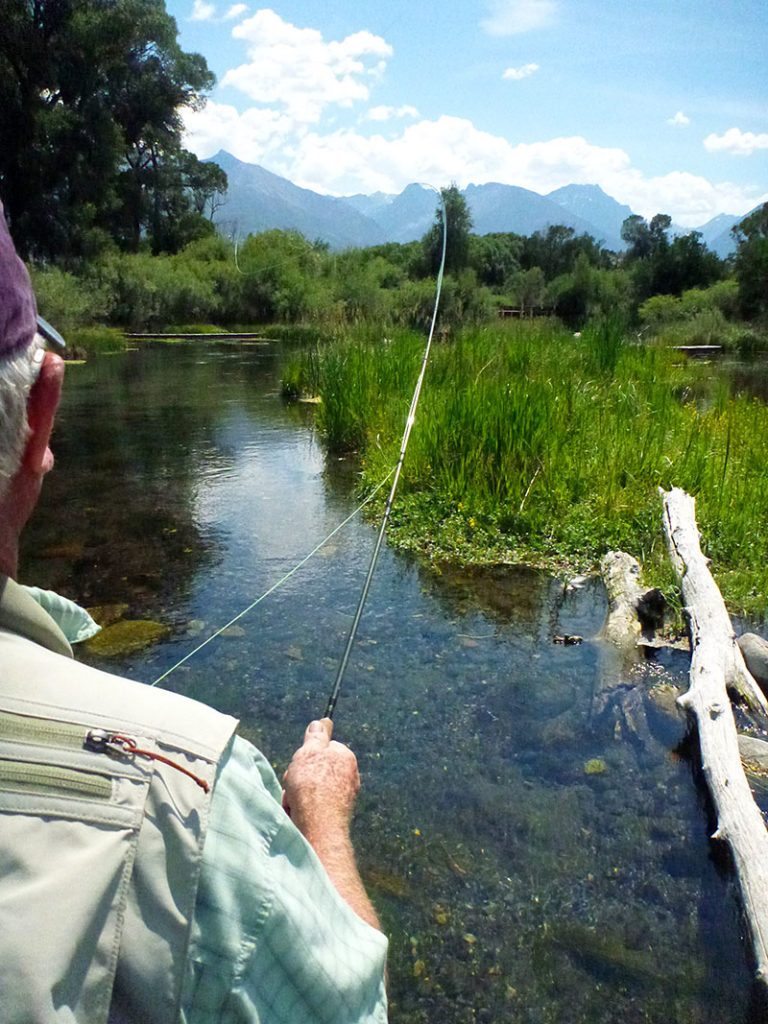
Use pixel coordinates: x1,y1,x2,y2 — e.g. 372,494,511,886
151,184,447,708
150,468,394,687
324,186,447,720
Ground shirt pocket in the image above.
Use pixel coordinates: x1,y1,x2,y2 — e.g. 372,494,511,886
0,709,150,1024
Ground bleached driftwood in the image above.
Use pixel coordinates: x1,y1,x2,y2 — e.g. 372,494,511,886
600,551,646,655
662,489,768,717
600,550,666,652
592,552,662,744
662,487,768,983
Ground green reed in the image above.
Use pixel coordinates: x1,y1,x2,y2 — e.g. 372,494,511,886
299,320,768,620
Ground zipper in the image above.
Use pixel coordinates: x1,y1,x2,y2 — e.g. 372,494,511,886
0,759,112,800
0,710,210,793
0,709,88,750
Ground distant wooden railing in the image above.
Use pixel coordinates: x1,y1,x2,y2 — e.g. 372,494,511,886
497,306,551,319
124,332,268,341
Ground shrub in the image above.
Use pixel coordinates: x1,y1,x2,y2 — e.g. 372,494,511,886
680,279,740,319
638,293,683,328
29,265,112,329
735,329,768,360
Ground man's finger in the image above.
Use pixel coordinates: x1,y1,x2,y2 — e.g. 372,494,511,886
303,718,333,747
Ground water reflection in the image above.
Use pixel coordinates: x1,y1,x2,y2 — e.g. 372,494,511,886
19,344,759,1023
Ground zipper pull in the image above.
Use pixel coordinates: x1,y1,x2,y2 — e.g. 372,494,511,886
85,730,210,793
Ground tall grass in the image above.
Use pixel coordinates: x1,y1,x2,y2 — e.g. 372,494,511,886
298,320,768,619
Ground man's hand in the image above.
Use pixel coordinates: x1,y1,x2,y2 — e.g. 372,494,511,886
282,718,360,839
282,719,380,931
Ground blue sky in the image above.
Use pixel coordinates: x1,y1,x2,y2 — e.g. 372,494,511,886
166,0,768,226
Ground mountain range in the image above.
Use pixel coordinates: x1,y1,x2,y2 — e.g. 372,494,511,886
207,151,743,258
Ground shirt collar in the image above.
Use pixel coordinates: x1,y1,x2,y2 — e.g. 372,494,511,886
0,574,73,658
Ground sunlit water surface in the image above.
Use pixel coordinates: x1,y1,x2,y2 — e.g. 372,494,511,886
20,344,764,1023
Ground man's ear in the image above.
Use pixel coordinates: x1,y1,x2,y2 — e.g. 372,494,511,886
23,352,64,473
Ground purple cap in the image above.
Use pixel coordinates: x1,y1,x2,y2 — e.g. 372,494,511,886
0,203,38,361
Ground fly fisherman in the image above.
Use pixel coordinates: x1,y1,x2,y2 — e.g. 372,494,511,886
0,205,388,1024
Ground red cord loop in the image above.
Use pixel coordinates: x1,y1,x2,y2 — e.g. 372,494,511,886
105,734,211,793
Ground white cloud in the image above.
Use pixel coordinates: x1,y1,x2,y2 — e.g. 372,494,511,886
503,63,539,81
225,4,247,18
605,169,765,227
183,106,768,226
183,101,299,163
704,127,768,156
667,111,690,127
367,105,420,121
481,0,557,36
190,0,216,21
221,9,392,122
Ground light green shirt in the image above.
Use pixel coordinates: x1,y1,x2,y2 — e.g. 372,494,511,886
181,735,389,1024
1,577,385,1021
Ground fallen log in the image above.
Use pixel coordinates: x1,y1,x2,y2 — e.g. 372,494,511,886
662,489,768,717
662,487,768,983
593,552,670,742
600,550,666,658
600,551,646,655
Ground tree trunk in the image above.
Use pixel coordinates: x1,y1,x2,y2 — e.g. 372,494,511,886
662,487,768,983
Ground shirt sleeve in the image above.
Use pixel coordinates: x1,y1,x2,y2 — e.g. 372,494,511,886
180,735,388,1024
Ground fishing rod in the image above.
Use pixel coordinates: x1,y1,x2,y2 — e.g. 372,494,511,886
324,188,448,722
151,187,448,719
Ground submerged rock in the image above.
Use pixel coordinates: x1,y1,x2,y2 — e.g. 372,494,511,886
551,923,693,988
85,619,170,657
646,681,684,719
39,541,86,561
365,867,412,899
739,735,768,782
87,603,130,628
738,633,768,691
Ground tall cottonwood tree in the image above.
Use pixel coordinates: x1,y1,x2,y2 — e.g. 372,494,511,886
732,203,768,319
621,213,721,301
0,0,223,260
423,185,473,275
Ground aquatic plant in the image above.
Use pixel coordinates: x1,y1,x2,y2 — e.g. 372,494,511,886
307,320,768,619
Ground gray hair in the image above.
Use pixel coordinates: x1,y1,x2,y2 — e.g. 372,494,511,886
0,337,41,499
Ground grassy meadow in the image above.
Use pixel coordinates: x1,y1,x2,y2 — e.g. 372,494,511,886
286,319,768,622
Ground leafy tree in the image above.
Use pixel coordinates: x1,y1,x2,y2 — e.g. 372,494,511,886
732,203,768,319
469,232,523,288
521,225,605,280
0,0,221,260
648,213,672,251
621,214,654,261
111,147,224,254
233,229,322,322
590,268,634,323
548,252,596,327
661,232,722,295
178,153,227,220
621,213,673,266
507,266,547,313
423,185,473,275
363,240,423,278
621,213,722,304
